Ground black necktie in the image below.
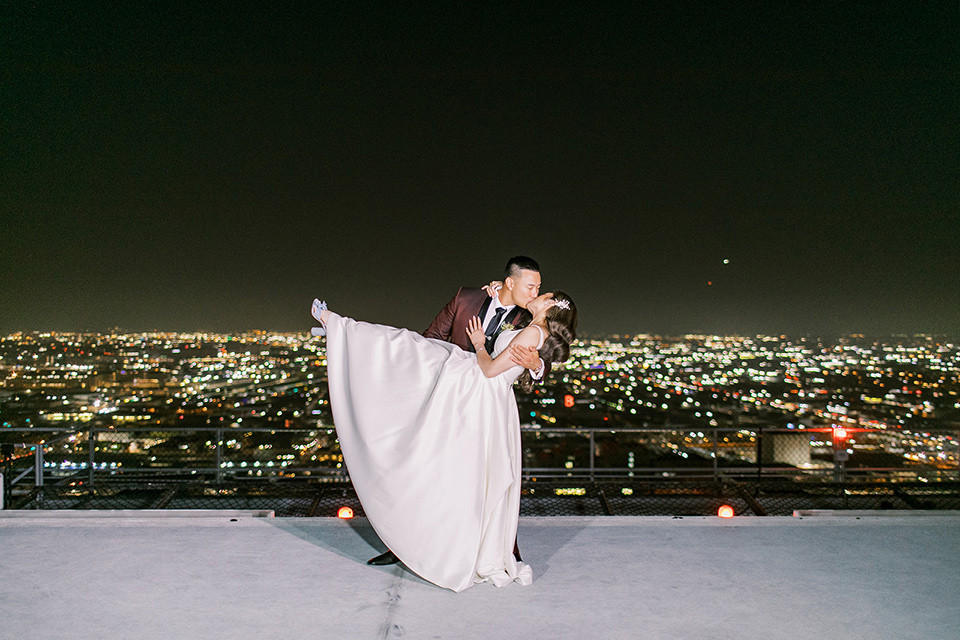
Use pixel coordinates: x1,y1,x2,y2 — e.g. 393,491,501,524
484,307,507,352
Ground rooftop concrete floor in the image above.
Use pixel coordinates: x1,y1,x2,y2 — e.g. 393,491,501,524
1,512,958,640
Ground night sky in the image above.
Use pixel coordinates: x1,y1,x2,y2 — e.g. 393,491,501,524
3,2,959,336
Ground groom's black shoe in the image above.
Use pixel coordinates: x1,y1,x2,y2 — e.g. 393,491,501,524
367,550,400,565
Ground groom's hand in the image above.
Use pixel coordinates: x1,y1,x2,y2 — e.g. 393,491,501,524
509,344,542,372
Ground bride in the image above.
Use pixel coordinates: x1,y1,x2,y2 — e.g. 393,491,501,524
313,290,577,592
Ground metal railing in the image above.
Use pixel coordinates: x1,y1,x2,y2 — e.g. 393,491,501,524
2,424,957,495
519,425,959,482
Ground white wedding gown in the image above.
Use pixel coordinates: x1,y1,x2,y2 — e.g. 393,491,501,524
324,312,538,592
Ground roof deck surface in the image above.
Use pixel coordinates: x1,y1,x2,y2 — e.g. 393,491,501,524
1,512,957,639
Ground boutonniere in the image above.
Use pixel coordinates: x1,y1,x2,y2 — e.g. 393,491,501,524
500,323,515,332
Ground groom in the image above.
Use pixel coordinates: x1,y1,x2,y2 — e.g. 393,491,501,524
425,255,544,357
367,255,545,566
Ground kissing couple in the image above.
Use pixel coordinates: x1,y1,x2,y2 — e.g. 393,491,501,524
312,256,577,592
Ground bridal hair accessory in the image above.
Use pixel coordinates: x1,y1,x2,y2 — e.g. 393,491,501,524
552,299,570,310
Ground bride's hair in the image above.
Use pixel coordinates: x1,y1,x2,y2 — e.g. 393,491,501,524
517,291,578,392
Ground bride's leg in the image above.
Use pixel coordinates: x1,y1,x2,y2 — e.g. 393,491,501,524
310,299,328,336
311,299,327,322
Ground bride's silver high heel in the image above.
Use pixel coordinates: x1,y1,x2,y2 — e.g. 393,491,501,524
310,299,328,336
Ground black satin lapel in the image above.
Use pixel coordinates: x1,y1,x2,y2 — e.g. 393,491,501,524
477,296,493,320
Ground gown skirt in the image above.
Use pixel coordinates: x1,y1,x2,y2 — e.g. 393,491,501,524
324,312,534,592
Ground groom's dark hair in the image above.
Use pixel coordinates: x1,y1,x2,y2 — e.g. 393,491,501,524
505,256,540,279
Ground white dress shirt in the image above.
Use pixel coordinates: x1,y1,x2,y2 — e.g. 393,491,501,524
481,293,515,333
482,293,544,379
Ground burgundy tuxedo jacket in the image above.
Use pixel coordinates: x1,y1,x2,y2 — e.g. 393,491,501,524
423,287,531,353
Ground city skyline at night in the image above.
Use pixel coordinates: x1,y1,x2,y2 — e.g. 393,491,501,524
2,328,957,484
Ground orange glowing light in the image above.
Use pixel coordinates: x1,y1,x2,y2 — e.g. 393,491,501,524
718,505,734,518
337,506,354,519
834,427,848,440
563,394,575,408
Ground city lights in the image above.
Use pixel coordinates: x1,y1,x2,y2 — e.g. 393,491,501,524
0,330,957,484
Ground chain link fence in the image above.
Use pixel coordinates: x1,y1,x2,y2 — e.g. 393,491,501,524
3,425,958,515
